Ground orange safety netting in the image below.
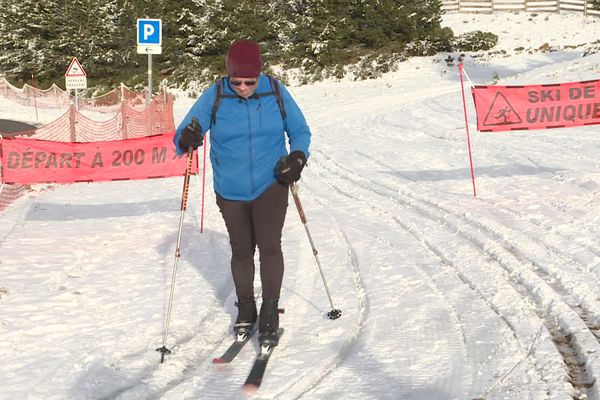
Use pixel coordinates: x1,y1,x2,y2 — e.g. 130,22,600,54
0,181,29,212
0,77,151,112
0,85,176,212
6,95,175,142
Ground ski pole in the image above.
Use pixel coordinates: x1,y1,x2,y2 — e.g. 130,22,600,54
156,123,198,363
200,133,207,233
290,182,341,319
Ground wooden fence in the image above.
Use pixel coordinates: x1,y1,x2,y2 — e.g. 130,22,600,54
441,0,600,16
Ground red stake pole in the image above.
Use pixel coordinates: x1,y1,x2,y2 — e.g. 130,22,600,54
458,63,477,198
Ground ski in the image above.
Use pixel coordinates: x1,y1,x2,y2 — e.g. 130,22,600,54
242,329,284,394
212,328,256,364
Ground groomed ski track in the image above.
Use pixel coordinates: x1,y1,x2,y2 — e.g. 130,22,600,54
3,41,600,400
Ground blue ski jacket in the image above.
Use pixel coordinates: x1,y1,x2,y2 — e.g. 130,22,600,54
174,74,311,201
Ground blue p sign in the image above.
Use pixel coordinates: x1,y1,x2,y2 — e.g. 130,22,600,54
137,19,162,45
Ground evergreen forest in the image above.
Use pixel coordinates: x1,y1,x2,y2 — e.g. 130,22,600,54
0,0,459,93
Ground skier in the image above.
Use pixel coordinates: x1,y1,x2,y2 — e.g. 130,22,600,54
174,39,311,345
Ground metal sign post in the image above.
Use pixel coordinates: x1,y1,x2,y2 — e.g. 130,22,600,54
148,53,152,105
137,18,162,105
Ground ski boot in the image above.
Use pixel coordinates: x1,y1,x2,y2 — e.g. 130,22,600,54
234,296,257,337
258,298,282,346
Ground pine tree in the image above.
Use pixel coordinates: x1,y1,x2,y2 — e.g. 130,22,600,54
171,0,277,88
0,0,448,89
49,0,110,87
0,0,58,85
280,0,352,73
91,0,169,91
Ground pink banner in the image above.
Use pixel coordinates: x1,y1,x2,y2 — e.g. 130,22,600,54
0,132,198,184
471,79,600,132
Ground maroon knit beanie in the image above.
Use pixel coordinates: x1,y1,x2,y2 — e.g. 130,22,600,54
225,40,263,77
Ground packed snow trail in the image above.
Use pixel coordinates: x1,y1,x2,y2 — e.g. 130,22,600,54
3,12,600,400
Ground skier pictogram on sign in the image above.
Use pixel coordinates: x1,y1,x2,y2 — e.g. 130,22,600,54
483,92,522,126
65,57,87,77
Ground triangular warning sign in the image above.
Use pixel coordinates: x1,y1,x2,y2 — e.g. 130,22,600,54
483,92,522,126
65,57,87,77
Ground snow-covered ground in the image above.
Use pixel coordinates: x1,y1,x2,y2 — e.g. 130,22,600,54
2,11,600,400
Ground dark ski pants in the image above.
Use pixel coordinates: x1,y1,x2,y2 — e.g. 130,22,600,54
216,183,289,301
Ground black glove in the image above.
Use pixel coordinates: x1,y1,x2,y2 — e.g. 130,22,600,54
178,117,203,151
275,150,307,185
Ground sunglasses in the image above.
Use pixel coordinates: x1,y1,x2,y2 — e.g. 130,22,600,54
230,79,257,87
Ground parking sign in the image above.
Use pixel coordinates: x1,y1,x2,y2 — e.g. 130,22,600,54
137,19,162,54
137,19,161,45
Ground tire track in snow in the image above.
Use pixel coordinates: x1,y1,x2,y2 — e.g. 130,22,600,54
105,294,233,400
283,188,481,398
307,163,555,399
302,83,458,130
472,151,600,260
107,227,238,399
477,173,600,265
312,151,599,399
358,151,600,341
474,194,600,266
128,203,367,399
340,222,538,399
365,225,548,399
301,183,549,398
348,95,600,348
458,194,600,341
270,228,369,399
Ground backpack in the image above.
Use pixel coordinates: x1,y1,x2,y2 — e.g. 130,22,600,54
210,75,287,127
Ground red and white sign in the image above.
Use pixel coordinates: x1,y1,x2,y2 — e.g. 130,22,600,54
65,57,87,77
0,132,198,184
472,79,600,132
65,57,87,90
